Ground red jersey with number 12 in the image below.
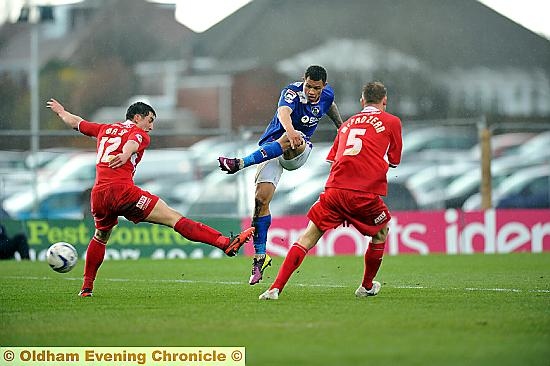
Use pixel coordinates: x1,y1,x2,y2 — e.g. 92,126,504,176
325,106,402,196
78,120,150,188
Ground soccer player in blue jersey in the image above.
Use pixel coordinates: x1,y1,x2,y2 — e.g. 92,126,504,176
218,65,343,285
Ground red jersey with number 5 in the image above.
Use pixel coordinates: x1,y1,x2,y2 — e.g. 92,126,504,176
78,120,150,188
325,106,402,196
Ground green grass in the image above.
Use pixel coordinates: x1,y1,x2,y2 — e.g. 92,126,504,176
1,253,549,366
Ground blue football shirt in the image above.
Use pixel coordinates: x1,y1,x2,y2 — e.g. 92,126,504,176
258,82,335,146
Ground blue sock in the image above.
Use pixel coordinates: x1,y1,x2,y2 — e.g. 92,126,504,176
242,141,283,168
252,215,271,255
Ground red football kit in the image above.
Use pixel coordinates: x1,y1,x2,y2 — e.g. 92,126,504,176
308,106,402,236
78,120,159,230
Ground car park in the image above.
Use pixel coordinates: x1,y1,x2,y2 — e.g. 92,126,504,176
468,132,535,159
405,162,476,209
494,165,550,209
3,182,89,220
463,164,550,210
402,126,478,159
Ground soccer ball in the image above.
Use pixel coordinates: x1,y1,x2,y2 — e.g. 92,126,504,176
46,242,78,273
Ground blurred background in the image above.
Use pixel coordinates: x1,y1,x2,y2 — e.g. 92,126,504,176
1,0,549,221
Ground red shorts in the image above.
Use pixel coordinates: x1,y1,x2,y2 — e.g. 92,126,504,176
90,184,160,231
307,188,391,237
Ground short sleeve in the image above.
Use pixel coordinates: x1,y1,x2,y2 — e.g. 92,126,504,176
78,120,102,138
277,87,298,110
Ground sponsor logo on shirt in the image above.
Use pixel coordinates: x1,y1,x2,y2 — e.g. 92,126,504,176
374,211,387,225
301,115,320,126
136,195,151,211
283,89,297,103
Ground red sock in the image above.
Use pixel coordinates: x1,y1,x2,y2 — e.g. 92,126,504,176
174,217,228,249
361,242,385,289
271,243,308,293
82,237,106,290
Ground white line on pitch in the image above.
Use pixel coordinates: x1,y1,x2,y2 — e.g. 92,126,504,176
2,275,549,293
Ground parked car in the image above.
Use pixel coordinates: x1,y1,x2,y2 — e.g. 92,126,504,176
463,165,550,210
404,162,476,209
468,132,536,159
3,182,89,220
401,126,478,164
514,131,550,159
494,165,550,209
0,151,40,200
444,155,550,209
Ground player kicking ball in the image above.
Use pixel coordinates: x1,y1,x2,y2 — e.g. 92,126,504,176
218,65,343,285
259,81,402,300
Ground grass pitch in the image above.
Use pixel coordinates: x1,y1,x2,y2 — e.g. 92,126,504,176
1,253,549,366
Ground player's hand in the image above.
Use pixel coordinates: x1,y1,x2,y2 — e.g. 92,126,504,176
108,153,130,169
287,129,304,150
46,98,64,115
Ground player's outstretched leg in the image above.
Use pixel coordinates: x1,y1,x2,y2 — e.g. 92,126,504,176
225,227,255,257
218,141,284,174
173,217,253,256
218,157,243,174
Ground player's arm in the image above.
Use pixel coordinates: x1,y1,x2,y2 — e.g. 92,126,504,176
108,140,139,169
277,105,302,149
327,101,343,128
46,98,83,130
388,120,403,168
326,128,342,163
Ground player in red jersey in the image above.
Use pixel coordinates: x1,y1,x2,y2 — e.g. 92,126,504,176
259,81,402,300
47,98,254,297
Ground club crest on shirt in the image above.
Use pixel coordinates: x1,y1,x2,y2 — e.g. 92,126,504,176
283,89,297,103
135,134,143,143
311,106,320,116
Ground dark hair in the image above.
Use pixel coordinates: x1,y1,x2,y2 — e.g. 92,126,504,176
126,102,156,121
362,81,387,103
304,65,327,83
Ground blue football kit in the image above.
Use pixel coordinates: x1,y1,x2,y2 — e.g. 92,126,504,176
258,81,335,145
